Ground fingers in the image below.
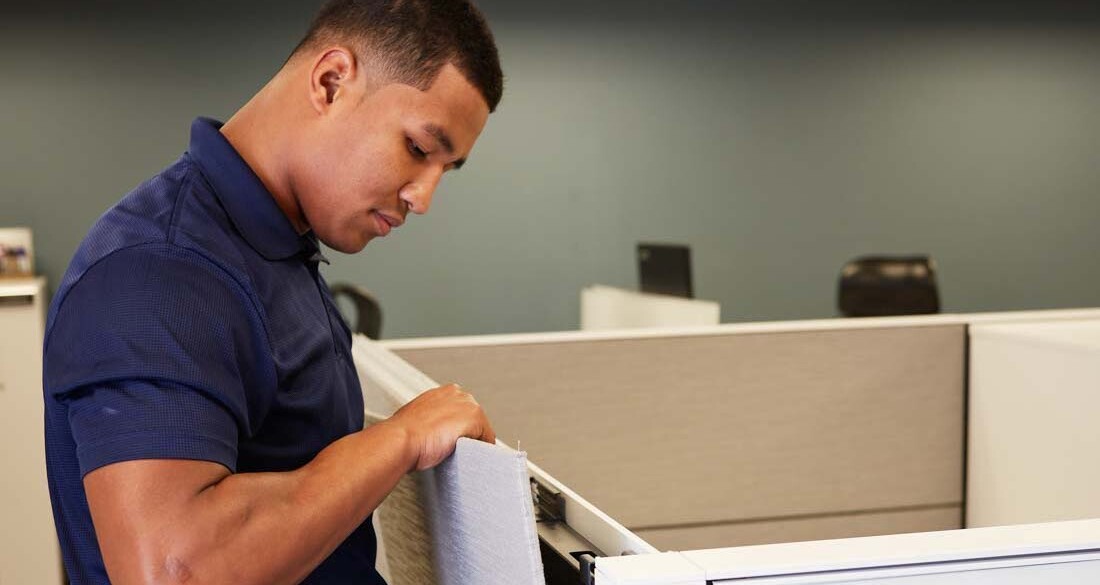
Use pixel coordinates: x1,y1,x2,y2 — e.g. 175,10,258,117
479,417,497,445
449,386,496,444
392,383,497,467
453,386,496,444
440,384,496,445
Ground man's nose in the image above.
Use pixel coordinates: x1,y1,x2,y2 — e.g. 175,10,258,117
400,167,444,215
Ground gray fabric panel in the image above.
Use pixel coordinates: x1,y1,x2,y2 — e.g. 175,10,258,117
634,506,962,551
395,325,966,539
428,438,546,585
366,421,545,585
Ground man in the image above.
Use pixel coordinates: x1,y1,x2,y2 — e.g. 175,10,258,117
42,1,502,583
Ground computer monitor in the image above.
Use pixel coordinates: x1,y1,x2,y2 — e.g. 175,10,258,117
637,243,693,298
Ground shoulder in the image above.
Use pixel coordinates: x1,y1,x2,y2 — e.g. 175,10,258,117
54,156,194,304
48,242,262,344
50,155,265,331
43,242,275,402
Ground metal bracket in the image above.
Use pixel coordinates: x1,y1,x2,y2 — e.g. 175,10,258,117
532,476,605,585
531,476,566,522
575,552,598,585
538,521,603,585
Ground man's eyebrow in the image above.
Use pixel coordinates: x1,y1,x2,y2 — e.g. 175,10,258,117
424,123,466,169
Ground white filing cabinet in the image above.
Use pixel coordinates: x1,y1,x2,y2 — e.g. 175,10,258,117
0,277,64,584
580,285,720,330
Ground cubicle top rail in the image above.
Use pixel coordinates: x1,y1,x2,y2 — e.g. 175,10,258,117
381,308,1100,351
595,517,1100,584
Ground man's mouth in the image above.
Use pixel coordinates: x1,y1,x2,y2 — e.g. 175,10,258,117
372,211,402,236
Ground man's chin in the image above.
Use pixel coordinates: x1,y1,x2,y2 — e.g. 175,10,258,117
317,233,371,255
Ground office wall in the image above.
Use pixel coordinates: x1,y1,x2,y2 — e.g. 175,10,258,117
2,1,1099,337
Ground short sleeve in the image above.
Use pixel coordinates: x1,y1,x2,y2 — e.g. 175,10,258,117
67,380,240,475
43,244,275,476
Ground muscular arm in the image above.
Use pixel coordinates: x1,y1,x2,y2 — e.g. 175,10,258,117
84,384,494,585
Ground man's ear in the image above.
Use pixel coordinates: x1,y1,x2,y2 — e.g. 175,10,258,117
309,47,358,115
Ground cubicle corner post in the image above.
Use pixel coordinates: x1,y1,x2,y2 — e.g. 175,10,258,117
960,324,972,529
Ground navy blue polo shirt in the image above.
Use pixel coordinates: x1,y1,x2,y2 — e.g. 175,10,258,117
43,118,384,584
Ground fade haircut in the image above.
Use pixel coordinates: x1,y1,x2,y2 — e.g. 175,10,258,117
291,0,503,112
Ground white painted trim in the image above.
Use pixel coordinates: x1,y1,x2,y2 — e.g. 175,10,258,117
707,550,1100,584
969,319,1100,353
381,308,1100,350
599,519,1100,582
677,517,1100,581
595,552,706,585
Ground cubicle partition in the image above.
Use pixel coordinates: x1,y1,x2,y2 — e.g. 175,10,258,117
967,318,1100,528
359,308,1100,584
388,324,966,551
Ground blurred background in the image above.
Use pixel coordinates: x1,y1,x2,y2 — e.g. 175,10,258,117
2,0,1099,338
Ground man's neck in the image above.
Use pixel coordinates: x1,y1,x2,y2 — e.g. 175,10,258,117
220,84,310,236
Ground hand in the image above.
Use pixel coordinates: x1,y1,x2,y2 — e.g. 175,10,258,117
387,384,497,471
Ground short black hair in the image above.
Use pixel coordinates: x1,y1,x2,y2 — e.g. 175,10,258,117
292,0,503,112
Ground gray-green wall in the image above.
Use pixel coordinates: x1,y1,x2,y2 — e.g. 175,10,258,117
2,1,1098,338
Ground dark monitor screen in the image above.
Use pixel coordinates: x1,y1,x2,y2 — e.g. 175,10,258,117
637,243,693,298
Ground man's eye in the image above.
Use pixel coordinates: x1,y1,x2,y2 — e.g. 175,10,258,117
407,139,428,160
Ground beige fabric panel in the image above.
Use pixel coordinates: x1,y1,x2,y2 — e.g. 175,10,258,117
634,506,962,551
395,325,965,530
366,413,439,585
376,472,438,585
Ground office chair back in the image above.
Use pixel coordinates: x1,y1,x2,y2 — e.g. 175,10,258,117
330,283,383,339
838,255,940,317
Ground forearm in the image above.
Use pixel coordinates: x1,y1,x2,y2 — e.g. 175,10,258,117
88,384,493,585
116,422,415,585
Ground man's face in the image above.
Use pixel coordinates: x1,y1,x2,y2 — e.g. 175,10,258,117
293,62,490,253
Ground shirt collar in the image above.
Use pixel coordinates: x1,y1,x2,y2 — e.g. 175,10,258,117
188,117,322,262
